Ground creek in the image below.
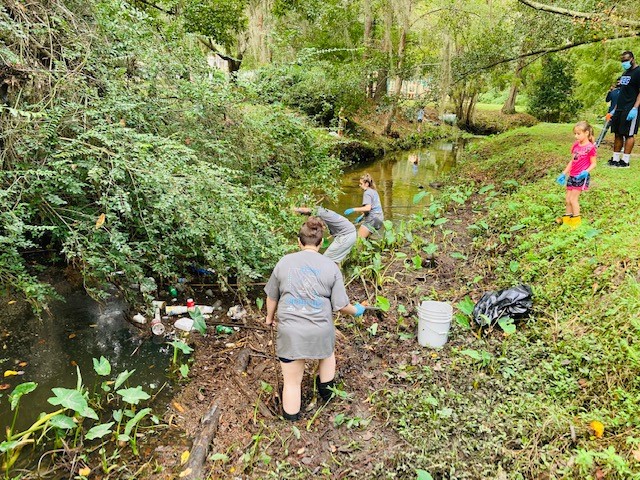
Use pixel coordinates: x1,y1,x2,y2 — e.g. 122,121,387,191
0,283,174,435
327,140,464,218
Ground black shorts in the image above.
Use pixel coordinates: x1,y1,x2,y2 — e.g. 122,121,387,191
611,109,639,137
567,174,590,191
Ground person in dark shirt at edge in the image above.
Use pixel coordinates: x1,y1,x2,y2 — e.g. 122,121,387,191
608,51,640,167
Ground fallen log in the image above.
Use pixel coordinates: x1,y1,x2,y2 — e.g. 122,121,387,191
181,404,220,480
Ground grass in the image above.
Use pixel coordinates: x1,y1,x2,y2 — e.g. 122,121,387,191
370,122,640,479
476,102,527,113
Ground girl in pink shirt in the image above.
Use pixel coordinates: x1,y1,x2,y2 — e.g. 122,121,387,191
555,121,597,227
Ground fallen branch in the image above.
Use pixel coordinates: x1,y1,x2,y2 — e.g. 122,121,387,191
181,404,220,480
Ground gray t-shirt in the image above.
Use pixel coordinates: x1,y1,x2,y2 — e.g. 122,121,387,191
363,188,383,218
316,207,356,237
264,250,350,359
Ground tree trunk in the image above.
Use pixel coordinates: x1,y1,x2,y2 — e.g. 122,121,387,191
363,0,375,97
383,27,406,135
501,55,525,114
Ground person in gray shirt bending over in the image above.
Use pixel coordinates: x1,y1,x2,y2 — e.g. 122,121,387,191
294,206,357,264
265,217,365,421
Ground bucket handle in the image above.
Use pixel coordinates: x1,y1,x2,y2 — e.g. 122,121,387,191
421,323,450,336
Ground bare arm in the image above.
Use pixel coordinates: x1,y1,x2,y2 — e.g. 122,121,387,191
265,297,278,326
339,304,357,315
349,204,372,213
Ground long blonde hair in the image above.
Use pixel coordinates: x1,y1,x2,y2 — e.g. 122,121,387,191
574,121,595,143
360,173,376,190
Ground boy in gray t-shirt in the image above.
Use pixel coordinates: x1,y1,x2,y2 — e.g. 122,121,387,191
265,216,365,421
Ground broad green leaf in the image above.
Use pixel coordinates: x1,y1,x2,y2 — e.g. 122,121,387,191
291,425,301,440
49,415,77,430
412,191,428,204
509,261,519,272
209,453,229,463
510,224,525,231
433,217,449,226
189,308,207,336
450,252,467,260
585,228,600,238
117,434,130,442
9,382,37,411
85,422,114,440
114,369,135,390
460,349,482,361
417,469,434,480
256,297,264,310
117,386,150,405
48,388,89,414
169,340,193,355
454,313,470,329
93,356,111,376
375,296,390,312
113,409,123,422
498,317,517,335
456,296,475,316
80,405,99,420
124,408,152,436
423,243,437,255
179,363,189,378
367,323,378,336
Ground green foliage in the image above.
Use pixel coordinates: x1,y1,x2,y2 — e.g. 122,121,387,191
249,60,367,125
3,360,156,474
528,55,581,122
182,0,247,50
0,0,341,307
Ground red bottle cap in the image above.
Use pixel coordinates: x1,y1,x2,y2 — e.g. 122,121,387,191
186,298,195,308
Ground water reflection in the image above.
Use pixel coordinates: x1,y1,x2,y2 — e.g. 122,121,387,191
327,140,463,220
0,286,173,433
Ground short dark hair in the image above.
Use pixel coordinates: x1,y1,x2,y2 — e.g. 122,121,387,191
298,216,324,247
622,50,634,59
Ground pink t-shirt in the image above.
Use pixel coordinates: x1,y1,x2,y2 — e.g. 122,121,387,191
570,141,596,176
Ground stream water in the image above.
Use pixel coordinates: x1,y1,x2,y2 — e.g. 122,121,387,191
0,285,174,435
0,139,462,456
326,140,464,219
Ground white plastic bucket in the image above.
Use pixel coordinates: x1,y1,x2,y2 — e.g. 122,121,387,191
417,301,453,348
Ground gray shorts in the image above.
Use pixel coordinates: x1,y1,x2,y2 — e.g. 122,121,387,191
362,215,384,234
323,231,357,263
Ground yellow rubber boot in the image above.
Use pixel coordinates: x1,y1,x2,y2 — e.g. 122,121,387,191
568,215,582,228
555,215,571,225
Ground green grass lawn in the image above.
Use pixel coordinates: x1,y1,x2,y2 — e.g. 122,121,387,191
476,102,527,113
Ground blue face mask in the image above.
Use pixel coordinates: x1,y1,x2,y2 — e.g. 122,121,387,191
622,60,632,70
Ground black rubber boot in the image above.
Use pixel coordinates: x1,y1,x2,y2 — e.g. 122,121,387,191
316,376,335,402
282,410,300,421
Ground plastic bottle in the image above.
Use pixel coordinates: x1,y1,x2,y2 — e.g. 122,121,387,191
215,325,234,335
186,298,195,311
168,286,178,298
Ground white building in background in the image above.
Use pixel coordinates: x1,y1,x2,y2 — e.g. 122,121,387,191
207,54,229,73
387,77,431,99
